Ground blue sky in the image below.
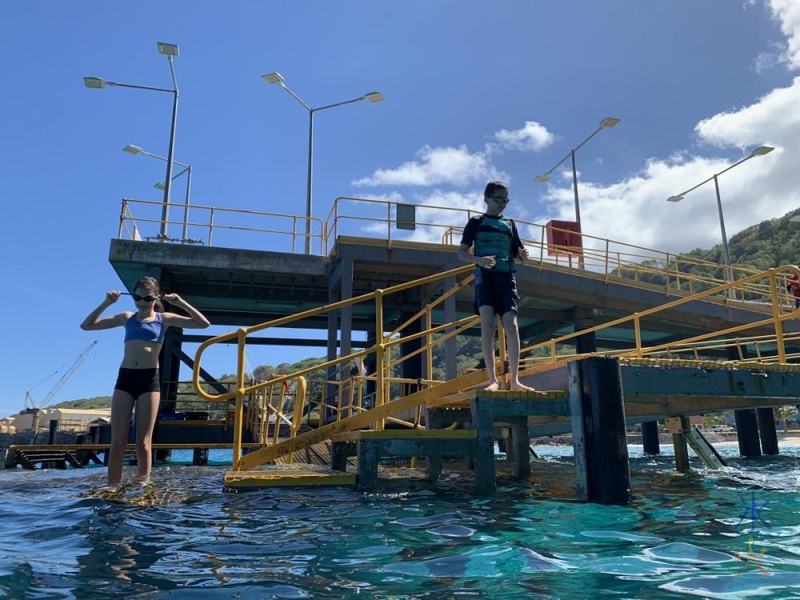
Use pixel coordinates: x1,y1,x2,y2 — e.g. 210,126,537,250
2,0,799,417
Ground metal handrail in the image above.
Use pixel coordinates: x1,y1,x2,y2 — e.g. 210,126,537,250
193,264,477,470
322,197,786,306
117,196,797,309
193,256,799,470
118,198,324,253
518,265,800,373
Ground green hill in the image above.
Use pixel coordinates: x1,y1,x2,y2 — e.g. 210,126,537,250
612,208,800,289
686,207,800,270
52,396,113,410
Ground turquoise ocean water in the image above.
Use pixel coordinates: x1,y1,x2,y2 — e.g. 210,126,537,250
2,444,800,599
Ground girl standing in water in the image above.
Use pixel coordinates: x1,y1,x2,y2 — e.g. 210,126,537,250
81,276,210,484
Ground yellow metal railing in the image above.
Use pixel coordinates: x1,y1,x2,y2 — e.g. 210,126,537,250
117,196,799,310
193,264,480,471
117,198,324,254
178,375,308,460
193,260,800,470
518,265,800,373
323,197,799,308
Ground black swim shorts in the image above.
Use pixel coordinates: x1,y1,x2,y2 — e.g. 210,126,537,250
474,269,519,316
114,367,160,399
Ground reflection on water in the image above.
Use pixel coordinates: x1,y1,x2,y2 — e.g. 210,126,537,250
1,445,800,599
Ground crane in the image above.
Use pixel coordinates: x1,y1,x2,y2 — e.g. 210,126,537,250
24,341,99,410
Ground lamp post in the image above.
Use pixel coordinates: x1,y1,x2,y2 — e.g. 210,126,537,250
123,145,192,242
666,145,774,289
85,41,180,240
261,71,384,254
535,117,620,231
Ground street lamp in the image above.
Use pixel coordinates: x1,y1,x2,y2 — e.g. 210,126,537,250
666,145,774,289
84,41,180,240
535,117,620,232
123,145,192,243
261,71,384,254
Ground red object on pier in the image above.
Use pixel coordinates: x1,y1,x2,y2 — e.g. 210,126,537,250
545,220,583,257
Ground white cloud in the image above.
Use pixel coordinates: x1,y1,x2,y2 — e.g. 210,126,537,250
536,126,796,256
752,43,784,75
358,189,485,244
768,0,800,70
352,0,800,259
352,145,505,187
351,119,552,189
694,78,800,149
493,121,554,152
522,1,800,255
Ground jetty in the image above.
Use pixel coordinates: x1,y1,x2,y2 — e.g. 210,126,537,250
8,196,800,503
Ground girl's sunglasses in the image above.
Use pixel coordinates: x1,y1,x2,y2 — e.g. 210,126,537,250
133,294,159,303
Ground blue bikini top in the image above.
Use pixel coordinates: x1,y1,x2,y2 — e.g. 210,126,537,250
124,313,166,344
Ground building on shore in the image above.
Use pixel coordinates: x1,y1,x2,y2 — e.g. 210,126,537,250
3,408,111,433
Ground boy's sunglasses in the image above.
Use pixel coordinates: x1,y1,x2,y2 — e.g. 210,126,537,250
133,294,159,303
488,195,510,204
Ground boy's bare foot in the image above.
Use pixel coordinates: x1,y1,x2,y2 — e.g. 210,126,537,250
510,383,534,392
484,382,501,391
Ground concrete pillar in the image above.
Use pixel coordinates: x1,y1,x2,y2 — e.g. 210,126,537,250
570,357,630,505
192,448,208,465
425,409,444,481
509,417,531,479
470,398,496,494
757,408,779,455
356,440,379,491
641,421,660,454
670,417,690,473
728,347,761,457
735,409,762,457
331,441,349,472
574,314,597,355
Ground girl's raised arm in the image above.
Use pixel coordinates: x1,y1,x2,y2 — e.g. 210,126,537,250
80,291,129,331
161,293,210,330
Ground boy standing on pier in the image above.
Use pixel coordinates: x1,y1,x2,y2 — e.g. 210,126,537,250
457,181,532,391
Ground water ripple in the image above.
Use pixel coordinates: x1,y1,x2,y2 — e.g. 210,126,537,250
2,448,800,598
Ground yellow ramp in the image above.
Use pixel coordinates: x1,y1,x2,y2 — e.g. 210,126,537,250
236,368,488,471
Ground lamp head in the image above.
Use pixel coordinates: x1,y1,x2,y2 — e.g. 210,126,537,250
364,92,384,103
599,117,620,129
123,144,144,155
157,42,180,57
750,145,774,156
154,182,166,191
261,72,285,85
535,174,551,183
666,195,684,203
83,77,106,89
